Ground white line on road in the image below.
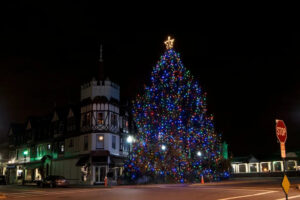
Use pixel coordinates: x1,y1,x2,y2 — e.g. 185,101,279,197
276,194,300,200
218,191,277,200
189,186,275,192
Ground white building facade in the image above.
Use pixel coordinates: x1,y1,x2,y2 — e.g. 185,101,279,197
6,78,130,185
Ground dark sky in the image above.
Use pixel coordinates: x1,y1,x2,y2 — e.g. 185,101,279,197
1,2,300,156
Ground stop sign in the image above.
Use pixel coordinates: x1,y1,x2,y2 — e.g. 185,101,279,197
276,120,287,143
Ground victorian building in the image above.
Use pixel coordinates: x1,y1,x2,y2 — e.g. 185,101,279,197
5,46,130,185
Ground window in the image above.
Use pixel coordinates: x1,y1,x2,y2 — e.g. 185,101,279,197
82,113,91,127
111,114,117,127
60,144,65,152
37,145,43,157
47,144,51,150
238,164,246,173
287,161,296,171
97,112,104,125
84,135,88,151
122,119,128,129
112,135,116,149
67,118,76,132
96,134,104,149
120,137,123,151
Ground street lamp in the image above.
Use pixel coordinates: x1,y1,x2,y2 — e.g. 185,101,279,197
126,135,135,159
126,135,134,144
161,145,166,151
197,151,202,157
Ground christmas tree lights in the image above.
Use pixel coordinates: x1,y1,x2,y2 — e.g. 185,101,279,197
125,36,223,183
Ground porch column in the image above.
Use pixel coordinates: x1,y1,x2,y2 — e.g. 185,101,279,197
281,161,284,172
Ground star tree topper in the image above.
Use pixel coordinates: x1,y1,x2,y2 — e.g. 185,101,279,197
164,36,174,49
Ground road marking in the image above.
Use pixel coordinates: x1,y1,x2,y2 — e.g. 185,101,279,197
276,195,300,200
189,186,275,192
218,191,277,200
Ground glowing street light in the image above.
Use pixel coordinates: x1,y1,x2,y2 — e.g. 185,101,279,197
197,151,202,157
161,145,166,151
126,135,134,144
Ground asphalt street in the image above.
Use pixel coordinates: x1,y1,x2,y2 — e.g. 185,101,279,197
1,177,300,200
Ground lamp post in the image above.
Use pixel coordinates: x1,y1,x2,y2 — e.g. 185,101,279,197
197,151,202,157
126,135,135,159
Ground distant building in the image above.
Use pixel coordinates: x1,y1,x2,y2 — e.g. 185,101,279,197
231,152,300,175
5,46,131,185
0,142,9,176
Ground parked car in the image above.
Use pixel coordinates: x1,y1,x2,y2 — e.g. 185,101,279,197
0,175,6,185
40,176,69,188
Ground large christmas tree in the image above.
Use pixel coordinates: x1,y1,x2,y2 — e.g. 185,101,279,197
125,36,223,183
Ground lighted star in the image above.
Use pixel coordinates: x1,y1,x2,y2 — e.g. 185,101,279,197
164,36,174,49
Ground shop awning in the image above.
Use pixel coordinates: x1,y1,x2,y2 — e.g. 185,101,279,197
76,156,90,166
92,156,107,164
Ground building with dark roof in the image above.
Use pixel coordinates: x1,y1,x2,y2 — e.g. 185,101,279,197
4,46,130,185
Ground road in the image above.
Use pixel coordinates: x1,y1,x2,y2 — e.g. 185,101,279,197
1,177,300,200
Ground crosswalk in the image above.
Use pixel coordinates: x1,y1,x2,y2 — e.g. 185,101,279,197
4,188,111,199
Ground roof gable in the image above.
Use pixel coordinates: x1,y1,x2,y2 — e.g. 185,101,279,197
67,109,74,118
26,121,32,130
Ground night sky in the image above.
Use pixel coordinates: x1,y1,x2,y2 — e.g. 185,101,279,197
1,3,300,156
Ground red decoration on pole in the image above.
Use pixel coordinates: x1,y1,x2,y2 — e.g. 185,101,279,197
276,120,287,143
276,119,287,159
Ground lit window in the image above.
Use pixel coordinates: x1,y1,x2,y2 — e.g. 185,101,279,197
47,144,51,150
61,144,64,152
97,113,104,125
